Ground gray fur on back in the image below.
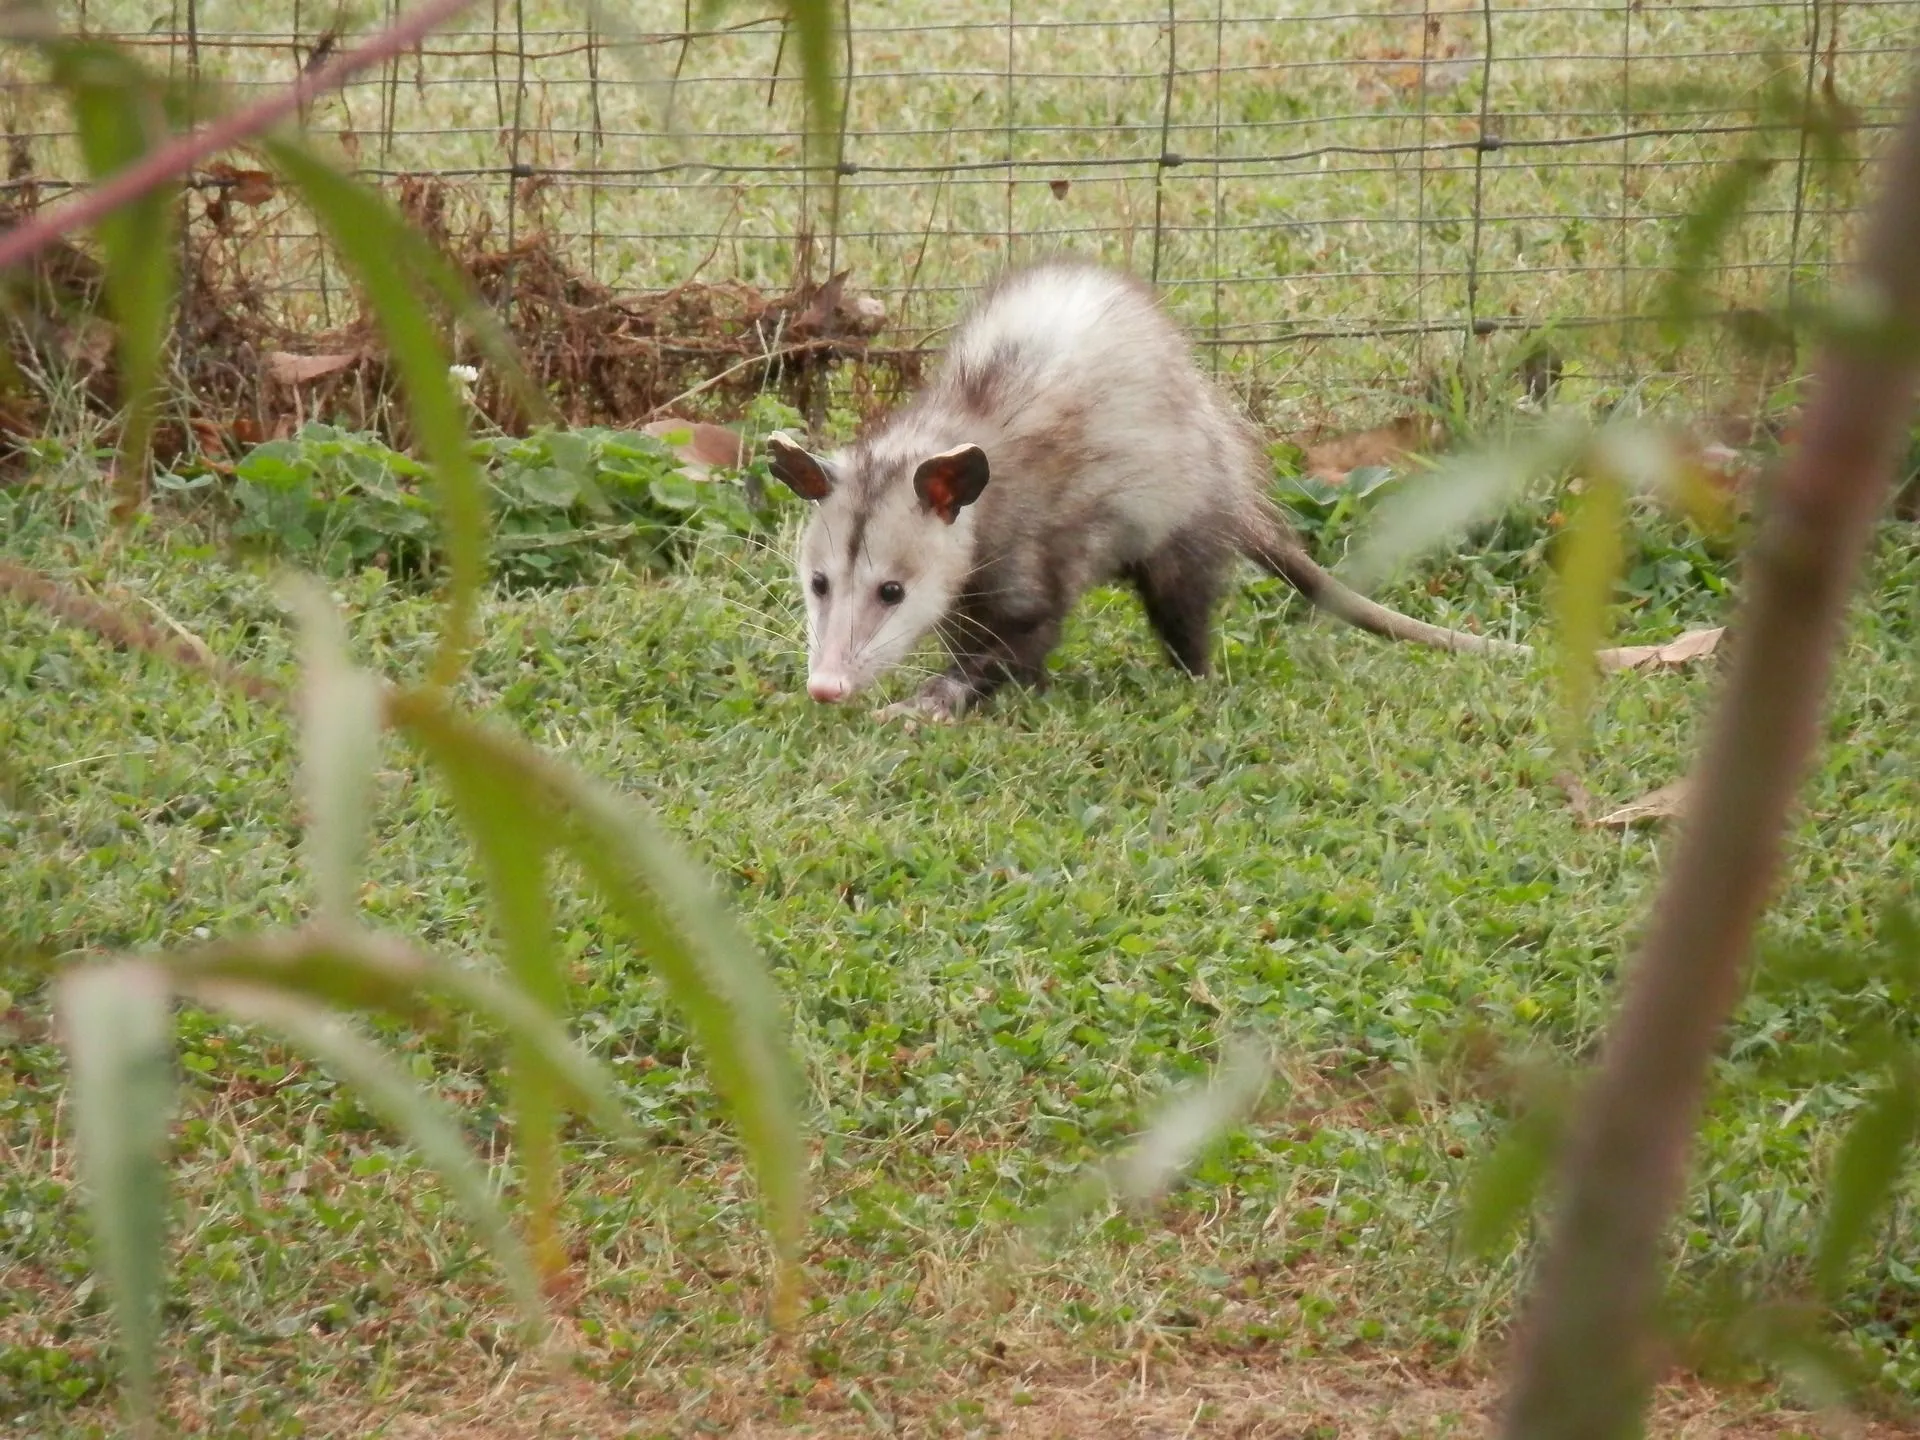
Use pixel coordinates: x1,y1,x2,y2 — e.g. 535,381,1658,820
874,260,1261,611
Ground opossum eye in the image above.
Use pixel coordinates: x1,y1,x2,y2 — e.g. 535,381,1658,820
877,581,905,606
810,572,829,597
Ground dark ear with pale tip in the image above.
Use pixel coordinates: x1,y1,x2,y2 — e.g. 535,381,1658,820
766,431,836,501
912,444,990,525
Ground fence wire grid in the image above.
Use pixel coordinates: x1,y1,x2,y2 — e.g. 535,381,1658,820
5,0,1918,430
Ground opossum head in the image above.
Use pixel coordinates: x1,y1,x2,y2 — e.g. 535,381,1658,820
766,431,990,703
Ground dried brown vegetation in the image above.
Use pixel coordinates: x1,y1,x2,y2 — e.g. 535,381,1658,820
0,170,920,469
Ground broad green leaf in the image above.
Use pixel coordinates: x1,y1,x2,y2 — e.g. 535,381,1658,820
162,924,637,1147
387,688,807,1323
56,959,175,1436
1457,1089,1569,1259
513,466,581,510
47,42,176,515
1816,1062,1920,1297
1108,1038,1272,1204
1551,472,1627,757
259,139,490,688
647,473,703,512
1344,465,1399,501
1339,416,1587,593
196,980,549,1340
278,576,383,919
399,702,573,1278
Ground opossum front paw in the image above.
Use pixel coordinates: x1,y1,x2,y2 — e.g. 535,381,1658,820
874,677,970,724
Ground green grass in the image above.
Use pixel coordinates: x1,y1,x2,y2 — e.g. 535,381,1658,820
1,449,1915,1433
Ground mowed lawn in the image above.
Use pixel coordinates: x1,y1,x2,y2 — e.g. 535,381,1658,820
1,476,1916,1436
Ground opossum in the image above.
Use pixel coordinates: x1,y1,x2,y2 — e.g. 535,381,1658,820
765,259,1526,721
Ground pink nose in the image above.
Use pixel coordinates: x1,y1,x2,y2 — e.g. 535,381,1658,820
808,674,851,703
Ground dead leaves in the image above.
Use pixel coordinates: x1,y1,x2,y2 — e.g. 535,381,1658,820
1300,413,1442,485
1558,771,1693,831
203,162,278,231
642,417,746,480
1557,628,1720,828
264,350,359,386
1594,780,1692,829
1594,626,1725,673
205,162,277,208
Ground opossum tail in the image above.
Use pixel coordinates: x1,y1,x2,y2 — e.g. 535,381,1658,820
1241,504,1532,656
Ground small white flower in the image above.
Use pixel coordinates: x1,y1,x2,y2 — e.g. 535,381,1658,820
449,364,480,384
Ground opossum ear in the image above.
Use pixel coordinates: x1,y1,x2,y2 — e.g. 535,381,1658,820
913,444,990,525
767,432,835,501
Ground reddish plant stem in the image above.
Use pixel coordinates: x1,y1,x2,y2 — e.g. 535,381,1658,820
0,0,477,277
1499,61,1920,1440
0,561,285,706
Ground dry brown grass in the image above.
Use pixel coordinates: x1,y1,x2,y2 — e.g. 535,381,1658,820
267,1346,1920,1439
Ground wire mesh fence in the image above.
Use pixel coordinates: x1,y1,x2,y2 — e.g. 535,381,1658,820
4,0,1916,432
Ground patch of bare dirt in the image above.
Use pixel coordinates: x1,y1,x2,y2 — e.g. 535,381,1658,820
286,1349,1918,1439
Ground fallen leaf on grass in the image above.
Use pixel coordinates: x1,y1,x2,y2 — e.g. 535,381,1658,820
642,417,746,478
1302,414,1439,484
1595,627,1724,673
265,351,358,385
1594,779,1692,829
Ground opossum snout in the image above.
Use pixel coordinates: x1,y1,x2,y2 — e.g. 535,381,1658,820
807,671,854,703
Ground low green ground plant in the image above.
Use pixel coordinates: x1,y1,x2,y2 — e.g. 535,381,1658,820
4,457,1914,1431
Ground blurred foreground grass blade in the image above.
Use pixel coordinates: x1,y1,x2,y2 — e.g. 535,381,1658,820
257,132,550,429
400,704,572,1278
1019,1038,1274,1257
1458,1088,1570,1260
1108,1039,1272,1205
1815,1060,1920,1298
787,0,841,147
260,139,489,688
162,924,638,1145
1683,1293,1875,1417
1338,416,1587,595
196,979,549,1341
543,757,809,1318
280,576,383,920
1657,154,1770,346
389,689,808,1321
702,0,838,151
56,959,175,1436
46,41,177,517
1551,473,1627,757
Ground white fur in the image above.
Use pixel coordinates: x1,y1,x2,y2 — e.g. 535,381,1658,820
782,260,1266,705
796,476,979,701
